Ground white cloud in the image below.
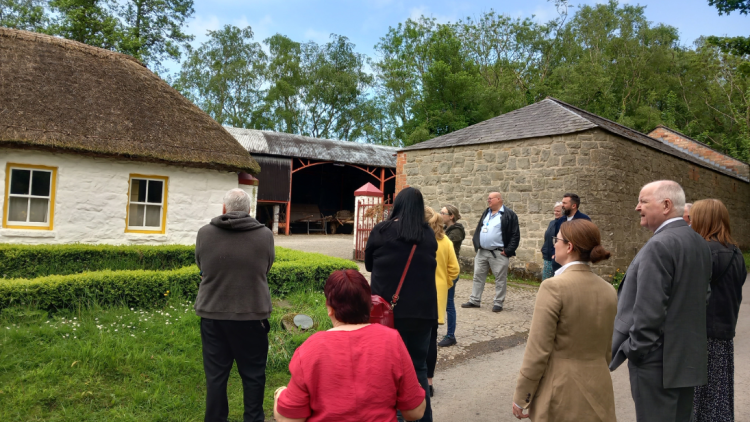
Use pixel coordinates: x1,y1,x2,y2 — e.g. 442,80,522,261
188,15,222,42
409,6,429,21
407,5,456,24
304,28,332,44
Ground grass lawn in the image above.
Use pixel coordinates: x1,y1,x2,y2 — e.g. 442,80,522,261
744,250,749,271
0,290,329,421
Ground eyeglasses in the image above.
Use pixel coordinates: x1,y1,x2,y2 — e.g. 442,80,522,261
487,197,499,202
439,212,450,216
552,237,568,244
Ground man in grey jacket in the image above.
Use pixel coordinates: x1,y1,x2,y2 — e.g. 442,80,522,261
610,180,711,422
195,189,275,422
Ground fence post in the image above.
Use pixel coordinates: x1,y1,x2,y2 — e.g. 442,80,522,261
353,183,384,260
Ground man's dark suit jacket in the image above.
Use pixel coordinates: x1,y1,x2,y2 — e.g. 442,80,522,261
551,210,591,271
471,207,520,257
610,219,712,389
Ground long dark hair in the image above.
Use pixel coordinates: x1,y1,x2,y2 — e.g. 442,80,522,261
388,187,425,244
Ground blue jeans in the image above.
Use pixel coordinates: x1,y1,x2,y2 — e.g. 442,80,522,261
446,277,458,338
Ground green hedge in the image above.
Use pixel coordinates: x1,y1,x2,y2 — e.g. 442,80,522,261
0,244,196,279
0,246,357,311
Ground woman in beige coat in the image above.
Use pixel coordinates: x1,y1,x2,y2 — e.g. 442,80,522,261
512,219,617,421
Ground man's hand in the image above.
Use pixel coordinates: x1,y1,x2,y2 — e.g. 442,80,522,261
501,251,507,257
512,403,529,419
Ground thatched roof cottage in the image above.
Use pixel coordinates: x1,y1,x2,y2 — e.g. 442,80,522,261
0,28,260,244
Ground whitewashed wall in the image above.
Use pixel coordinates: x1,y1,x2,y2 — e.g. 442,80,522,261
0,148,257,245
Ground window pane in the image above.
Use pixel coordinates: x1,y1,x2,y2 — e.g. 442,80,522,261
31,171,51,197
10,169,31,195
130,179,147,202
145,205,161,227
29,198,49,223
8,197,29,222
147,180,163,204
128,204,145,227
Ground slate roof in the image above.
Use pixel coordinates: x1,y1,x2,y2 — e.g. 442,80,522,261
224,127,397,168
402,97,748,182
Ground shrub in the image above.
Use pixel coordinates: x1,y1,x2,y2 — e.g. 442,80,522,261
0,244,196,279
0,247,358,311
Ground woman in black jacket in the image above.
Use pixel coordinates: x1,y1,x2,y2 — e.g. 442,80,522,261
540,202,562,280
690,199,747,422
438,204,464,347
366,187,438,422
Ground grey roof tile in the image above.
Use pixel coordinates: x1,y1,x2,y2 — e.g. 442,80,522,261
402,97,748,182
225,127,397,168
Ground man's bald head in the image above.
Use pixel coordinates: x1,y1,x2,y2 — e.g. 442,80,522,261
487,191,503,211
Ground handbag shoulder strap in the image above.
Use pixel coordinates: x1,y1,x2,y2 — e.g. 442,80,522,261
391,244,418,308
711,246,738,284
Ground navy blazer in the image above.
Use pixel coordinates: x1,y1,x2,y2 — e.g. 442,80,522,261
551,210,591,270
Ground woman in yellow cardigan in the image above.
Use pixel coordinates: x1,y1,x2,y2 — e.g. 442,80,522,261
424,207,460,397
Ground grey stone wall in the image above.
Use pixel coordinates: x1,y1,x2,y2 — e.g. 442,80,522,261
400,128,750,281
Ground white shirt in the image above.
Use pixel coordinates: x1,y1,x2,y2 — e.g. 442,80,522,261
655,217,684,234
566,215,574,221
554,260,589,277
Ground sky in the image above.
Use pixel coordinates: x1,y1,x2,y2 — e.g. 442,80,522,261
164,0,749,74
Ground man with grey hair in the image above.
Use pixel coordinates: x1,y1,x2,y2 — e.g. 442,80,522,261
463,191,520,312
610,180,711,422
195,188,275,422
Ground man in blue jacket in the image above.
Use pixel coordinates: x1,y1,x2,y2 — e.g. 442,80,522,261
551,193,590,271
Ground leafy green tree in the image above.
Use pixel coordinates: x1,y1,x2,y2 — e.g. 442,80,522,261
263,34,305,133
0,0,48,31
117,0,194,70
708,0,750,14
174,25,267,128
298,34,373,141
48,0,122,49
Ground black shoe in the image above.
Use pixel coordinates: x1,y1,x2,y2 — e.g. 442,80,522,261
429,385,434,397
438,335,457,347
461,301,480,308
492,305,503,312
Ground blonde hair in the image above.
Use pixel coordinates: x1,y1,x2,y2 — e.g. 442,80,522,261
424,207,445,240
691,199,737,247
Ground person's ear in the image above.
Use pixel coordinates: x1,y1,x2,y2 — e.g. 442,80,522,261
663,199,673,215
326,305,334,317
567,241,575,255
222,204,226,214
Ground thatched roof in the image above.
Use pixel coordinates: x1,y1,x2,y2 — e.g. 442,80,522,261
0,28,260,174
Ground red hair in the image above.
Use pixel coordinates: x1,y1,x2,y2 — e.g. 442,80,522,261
324,270,372,324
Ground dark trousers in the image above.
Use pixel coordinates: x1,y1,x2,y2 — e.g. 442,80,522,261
200,318,269,422
395,320,433,422
628,346,695,422
427,324,438,378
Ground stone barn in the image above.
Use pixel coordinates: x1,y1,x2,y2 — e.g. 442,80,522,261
396,98,750,279
0,28,260,245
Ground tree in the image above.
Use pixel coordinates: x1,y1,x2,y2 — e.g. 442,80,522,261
0,0,48,31
298,34,373,141
263,34,305,133
708,0,750,15
117,0,194,70
174,25,267,128
707,0,750,58
48,0,122,49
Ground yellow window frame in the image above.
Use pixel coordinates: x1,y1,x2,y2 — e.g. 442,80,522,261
125,174,169,234
3,163,58,231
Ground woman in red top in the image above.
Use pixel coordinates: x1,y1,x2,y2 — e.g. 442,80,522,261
274,269,426,422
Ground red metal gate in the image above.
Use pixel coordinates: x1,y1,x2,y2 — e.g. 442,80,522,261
354,201,392,261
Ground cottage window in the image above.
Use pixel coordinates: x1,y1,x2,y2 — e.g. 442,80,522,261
126,175,168,233
3,163,57,230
